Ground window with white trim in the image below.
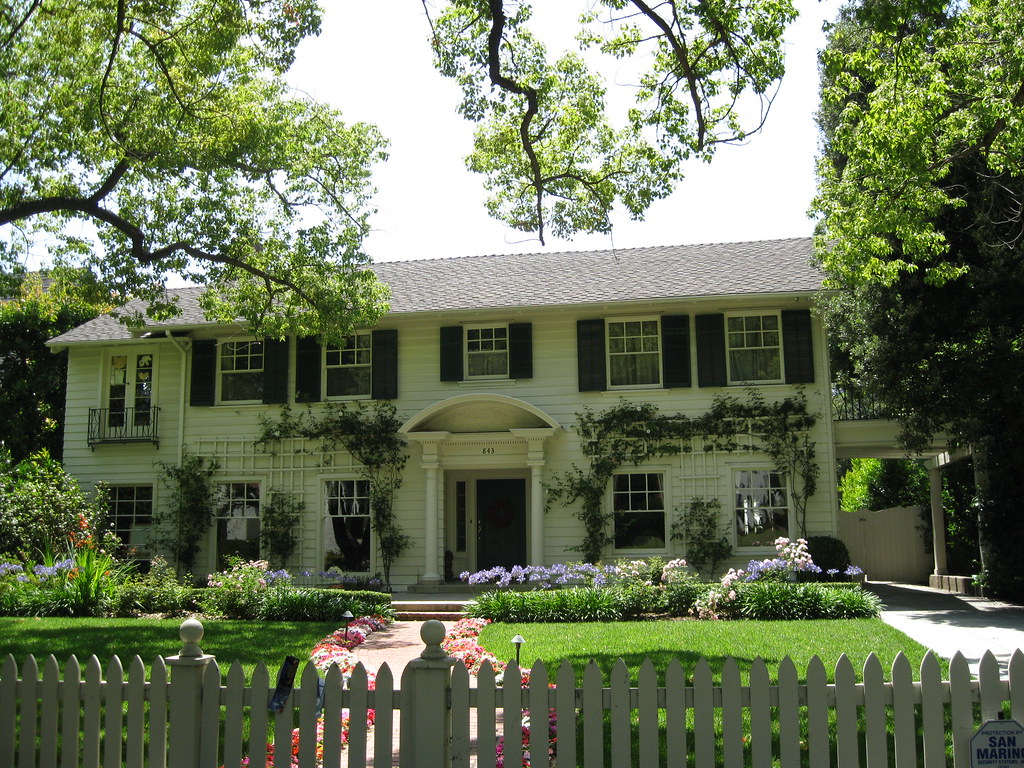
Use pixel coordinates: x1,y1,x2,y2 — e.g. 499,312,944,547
219,341,264,402
216,482,261,567
612,471,666,550
466,325,509,378
324,480,371,572
108,485,153,557
607,318,661,387
726,313,782,383
107,353,154,428
325,332,371,398
734,469,788,547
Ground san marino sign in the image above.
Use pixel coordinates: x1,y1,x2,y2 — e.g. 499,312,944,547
972,719,1024,767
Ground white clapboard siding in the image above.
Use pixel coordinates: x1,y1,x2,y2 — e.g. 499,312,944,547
9,646,1024,767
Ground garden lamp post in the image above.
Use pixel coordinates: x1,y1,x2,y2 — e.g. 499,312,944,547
511,634,525,666
342,610,354,640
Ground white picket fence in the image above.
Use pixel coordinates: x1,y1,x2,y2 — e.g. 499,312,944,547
2,618,1023,768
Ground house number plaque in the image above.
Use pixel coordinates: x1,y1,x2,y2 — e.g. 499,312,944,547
481,447,495,455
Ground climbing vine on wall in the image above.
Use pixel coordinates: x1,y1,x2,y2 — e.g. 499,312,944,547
154,454,220,576
546,389,819,564
257,402,410,590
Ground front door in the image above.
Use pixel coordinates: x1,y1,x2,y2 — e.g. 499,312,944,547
476,478,526,571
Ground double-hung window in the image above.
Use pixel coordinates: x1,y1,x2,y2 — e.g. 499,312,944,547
216,482,261,567
466,325,509,378
734,469,788,547
219,341,264,402
108,485,153,556
726,313,782,383
326,332,371,398
607,319,662,387
324,480,371,572
612,471,667,550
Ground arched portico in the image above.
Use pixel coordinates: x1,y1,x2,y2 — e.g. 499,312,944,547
400,394,560,587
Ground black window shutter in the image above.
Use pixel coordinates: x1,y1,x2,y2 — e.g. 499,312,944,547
371,329,399,399
189,339,217,406
695,314,727,387
661,315,691,388
577,319,606,392
295,336,322,403
782,309,815,384
508,323,533,379
440,326,463,382
262,338,289,404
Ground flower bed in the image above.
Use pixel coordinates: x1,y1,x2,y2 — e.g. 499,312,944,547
444,618,556,767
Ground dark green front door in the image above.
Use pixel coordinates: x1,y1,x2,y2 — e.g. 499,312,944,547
476,478,526,570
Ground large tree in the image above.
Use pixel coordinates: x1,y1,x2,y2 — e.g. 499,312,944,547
814,0,1024,597
2,0,798,336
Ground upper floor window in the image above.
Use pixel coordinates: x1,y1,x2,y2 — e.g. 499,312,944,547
734,469,788,548
612,471,667,551
727,313,782,383
107,352,154,428
220,340,264,402
607,318,661,388
326,332,371,398
466,325,508,378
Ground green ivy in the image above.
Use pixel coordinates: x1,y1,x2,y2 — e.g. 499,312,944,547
153,455,219,575
259,489,304,568
670,497,732,578
547,390,819,564
257,402,410,590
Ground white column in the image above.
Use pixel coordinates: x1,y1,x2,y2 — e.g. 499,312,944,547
930,464,948,576
529,462,544,566
423,462,441,584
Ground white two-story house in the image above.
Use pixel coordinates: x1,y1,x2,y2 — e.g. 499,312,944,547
48,238,839,589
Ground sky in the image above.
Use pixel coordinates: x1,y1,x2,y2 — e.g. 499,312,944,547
285,1,838,263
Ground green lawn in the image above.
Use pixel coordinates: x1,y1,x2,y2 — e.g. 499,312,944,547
0,617,339,678
478,618,941,684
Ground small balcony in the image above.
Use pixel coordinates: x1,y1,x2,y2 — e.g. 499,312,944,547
832,388,888,421
88,407,160,448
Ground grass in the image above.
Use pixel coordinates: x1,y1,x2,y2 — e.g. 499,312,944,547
478,617,942,684
0,616,340,678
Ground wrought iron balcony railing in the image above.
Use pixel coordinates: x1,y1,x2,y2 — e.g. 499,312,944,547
88,407,160,448
832,389,888,421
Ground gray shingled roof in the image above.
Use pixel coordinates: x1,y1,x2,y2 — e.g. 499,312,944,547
49,238,820,344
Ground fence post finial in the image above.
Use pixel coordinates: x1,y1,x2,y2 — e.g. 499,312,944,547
178,618,205,658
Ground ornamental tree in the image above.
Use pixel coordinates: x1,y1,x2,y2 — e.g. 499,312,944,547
813,0,1024,597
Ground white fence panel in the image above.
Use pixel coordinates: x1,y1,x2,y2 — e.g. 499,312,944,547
6,619,1024,768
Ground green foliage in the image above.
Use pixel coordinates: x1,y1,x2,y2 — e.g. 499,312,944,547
814,0,1024,599
0,274,104,461
466,587,621,623
0,0,389,343
153,456,219,573
734,583,881,621
805,535,852,575
840,459,929,513
107,558,198,617
256,588,392,622
0,449,111,558
670,498,732,577
547,391,818,563
430,0,796,243
258,403,410,589
259,489,303,568
0,547,132,617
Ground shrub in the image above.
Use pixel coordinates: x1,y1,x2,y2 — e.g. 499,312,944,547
108,557,198,617
665,580,708,617
258,587,392,621
0,547,131,617
735,583,881,620
467,587,620,623
612,582,666,618
200,558,291,619
0,449,112,559
806,535,852,575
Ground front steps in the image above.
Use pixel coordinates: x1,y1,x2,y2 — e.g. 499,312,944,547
391,599,472,621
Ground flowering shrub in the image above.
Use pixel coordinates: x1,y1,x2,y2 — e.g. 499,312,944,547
0,545,129,617
201,558,291,619
691,568,745,620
